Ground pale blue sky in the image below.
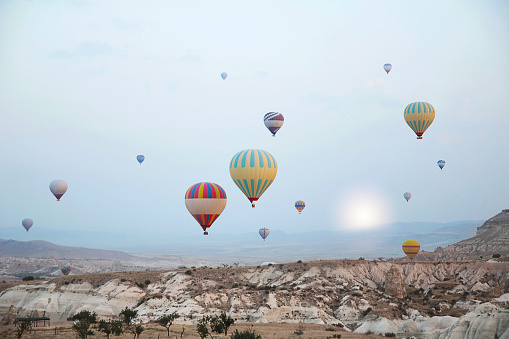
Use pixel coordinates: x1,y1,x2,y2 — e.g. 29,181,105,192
1,1,508,244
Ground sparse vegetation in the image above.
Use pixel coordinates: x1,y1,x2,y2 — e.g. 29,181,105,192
385,332,396,337
196,316,210,339
230,327,262,339
294,323,305,335
68,310,97,339
297,260,302,263
157,312,180,336
22,276,34,281
185,270,192,275
16,319,32,339
210,312,236,336
492,253,501,258
97,319,123,338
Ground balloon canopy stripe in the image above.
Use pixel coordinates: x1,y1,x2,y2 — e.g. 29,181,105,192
185,182,226,199
230,150,277,169
192,214,220,228
264,112,284,121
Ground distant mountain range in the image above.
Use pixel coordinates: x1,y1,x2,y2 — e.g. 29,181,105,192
0,239,136,260
0,220,483,263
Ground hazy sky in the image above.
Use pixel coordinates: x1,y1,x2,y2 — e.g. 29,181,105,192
1,1,508,244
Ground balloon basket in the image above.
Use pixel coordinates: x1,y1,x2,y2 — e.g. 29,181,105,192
204,231,208,235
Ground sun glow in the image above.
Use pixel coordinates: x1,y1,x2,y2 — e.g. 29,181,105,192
335,188,391,231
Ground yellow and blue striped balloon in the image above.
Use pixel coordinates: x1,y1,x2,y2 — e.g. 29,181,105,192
404,102,435,139
229,149,277,207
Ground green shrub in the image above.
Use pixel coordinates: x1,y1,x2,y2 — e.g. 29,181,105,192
230,328,261,339
22,276,34,281
185,270,192,275
385,333,396,337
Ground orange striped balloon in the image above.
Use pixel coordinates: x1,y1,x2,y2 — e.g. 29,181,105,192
402,239,420,259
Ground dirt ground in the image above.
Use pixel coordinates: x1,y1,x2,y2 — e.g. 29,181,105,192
0,322,386,339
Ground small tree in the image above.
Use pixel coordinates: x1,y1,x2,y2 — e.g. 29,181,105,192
119,307,138,326
16,320,32,339
119,307,139,338
134,323,144,339
196,316,210,339
69,310,97,339
157,312,180,336
211,312,235,336
97,319,123,339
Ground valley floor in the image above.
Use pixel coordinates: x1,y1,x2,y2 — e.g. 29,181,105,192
0,323,385,339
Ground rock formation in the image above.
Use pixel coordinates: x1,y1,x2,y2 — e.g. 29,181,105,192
433,209,509,260
384,266,406,298
2,305,17,325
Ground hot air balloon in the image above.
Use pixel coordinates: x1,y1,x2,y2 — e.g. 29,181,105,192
137,155,145,165
61,263,71,275
404,102,435,139
295,200,305,214
402,239,420,259
185,182,227,235
383,63,392,74
259,227,270,241
263,112,284,137
221,72,228,80
403,192,411,202
229,149,277,208
22,218,33,232
437,160,446,170
50,180,68,201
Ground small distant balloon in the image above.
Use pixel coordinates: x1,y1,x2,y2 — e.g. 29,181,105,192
402,239,420,259
259,227,270,241
403,192,412,202
50,180,68,201
220,72,228,80
383,63,392,74
22,218,33,232
437,160,445,170
61,263,72,275
137,155,145,165
263,112,284,137
295,200,305,214
404,102,435,139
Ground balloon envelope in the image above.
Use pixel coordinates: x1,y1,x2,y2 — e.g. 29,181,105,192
137,155,145,164
437,160,446,170
259,227,270,241
295,200,305,213
22,218,33,232
404,102,435,139
402,239,420,259
50,180,68,201
185,182,227,235
229,149,277,207
383,63,392,73
403,192,412,202
61,263,71,275
220,72,228,80
263,112,284,136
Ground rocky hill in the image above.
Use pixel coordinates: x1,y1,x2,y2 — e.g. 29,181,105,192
0,239,136,260
0,259,508,338
431,209,509,260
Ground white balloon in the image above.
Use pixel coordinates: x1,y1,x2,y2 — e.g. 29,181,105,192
50,180,68,201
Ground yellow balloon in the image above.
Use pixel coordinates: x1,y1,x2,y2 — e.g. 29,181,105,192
402,239,420,259
404,102,435,139
229,149,277,207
